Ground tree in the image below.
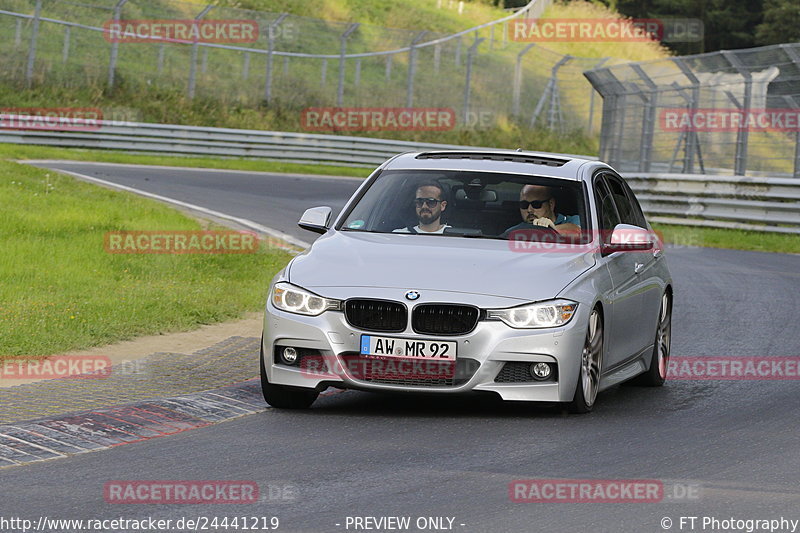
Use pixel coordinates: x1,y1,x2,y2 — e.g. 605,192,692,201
756,0,800,45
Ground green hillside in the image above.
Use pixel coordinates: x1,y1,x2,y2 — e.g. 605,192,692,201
0,0,673,155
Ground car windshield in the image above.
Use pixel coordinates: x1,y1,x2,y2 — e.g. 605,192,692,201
339,170,588,240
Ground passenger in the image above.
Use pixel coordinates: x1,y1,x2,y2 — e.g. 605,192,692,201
393,182,451,234
501,184,580,237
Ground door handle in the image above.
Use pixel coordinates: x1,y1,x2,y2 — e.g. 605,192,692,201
634,262,645,274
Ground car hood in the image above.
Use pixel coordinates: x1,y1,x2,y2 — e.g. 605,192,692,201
288,231,596,303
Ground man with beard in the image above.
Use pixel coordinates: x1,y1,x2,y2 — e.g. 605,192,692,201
501,184,580,237
393,182,451,234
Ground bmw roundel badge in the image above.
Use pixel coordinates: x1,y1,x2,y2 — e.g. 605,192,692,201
405,291,420,301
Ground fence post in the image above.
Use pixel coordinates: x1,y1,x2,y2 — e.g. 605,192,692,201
15,19,22,48
463,37,484,124
337,23,360,107
433,43,441,73
157,44,165,74
242,52,250,80
264,13,288,103
320,59,327,86
631,64,658,172
406,31,428,108
722,51,751,176
107,0,128,89
354,59,361,87
784,96,800,179
587,57,609,132
779,45,800,178
673,58,701,173
530,55,571,130
25,0,43,87
62,26,71,64
187,5,213,99
796,120,800,180
584,66,627,168
385,55,392,81
512,43,535,117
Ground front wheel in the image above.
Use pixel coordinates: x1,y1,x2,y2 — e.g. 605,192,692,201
567,308,603,414
260,341,319,409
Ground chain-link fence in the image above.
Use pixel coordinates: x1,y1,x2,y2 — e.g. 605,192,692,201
0,0,625,135
585,43,800,177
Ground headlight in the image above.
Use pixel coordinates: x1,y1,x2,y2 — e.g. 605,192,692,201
486,299,577,329
270,282,341,316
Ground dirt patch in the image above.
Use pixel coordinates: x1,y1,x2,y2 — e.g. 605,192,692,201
1,313,263,388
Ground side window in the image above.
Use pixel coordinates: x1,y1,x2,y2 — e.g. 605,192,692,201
605,174,645,228
593,176,620,243
620,179,648,228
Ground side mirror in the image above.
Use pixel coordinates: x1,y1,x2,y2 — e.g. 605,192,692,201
601,224,654,254
298,206,332,234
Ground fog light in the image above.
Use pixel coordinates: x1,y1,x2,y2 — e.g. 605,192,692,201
282,347,299,365
530,362,551,380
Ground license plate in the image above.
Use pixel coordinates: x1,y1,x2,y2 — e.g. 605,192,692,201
360,335,457,360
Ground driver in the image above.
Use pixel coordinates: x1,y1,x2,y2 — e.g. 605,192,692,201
393,182,451,234
501,184,580,237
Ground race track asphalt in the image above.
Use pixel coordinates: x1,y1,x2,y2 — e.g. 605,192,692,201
2,161,797,533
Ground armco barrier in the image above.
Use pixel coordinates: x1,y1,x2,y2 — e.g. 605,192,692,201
1,116,797,234
0,116,479,168
625,173,800,234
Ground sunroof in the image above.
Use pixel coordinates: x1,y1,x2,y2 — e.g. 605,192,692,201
415,152,569,167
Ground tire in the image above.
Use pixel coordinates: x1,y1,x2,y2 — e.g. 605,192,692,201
260,340,319,409
631,291,672,387
567,307,603,414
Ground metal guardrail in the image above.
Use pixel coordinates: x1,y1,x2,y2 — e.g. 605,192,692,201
625,173,800,234
0,117,476,167
1,116,798,234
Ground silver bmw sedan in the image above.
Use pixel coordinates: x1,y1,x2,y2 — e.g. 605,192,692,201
261,150,673,413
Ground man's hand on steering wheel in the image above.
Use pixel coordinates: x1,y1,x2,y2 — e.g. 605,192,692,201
532,217,557,230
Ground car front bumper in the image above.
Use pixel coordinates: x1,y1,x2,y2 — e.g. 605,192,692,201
262,295,589,403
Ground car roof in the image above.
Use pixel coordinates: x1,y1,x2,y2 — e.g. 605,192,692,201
382,150,601,181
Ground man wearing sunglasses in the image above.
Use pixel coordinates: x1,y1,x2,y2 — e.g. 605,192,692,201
393,182,451,234
501,184,580,238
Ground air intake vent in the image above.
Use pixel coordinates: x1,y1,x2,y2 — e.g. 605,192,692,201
415,152,568,167
412,304,480,336
345,299,407,332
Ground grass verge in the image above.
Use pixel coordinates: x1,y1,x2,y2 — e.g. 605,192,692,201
0,158,293,359
653,223,800,254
